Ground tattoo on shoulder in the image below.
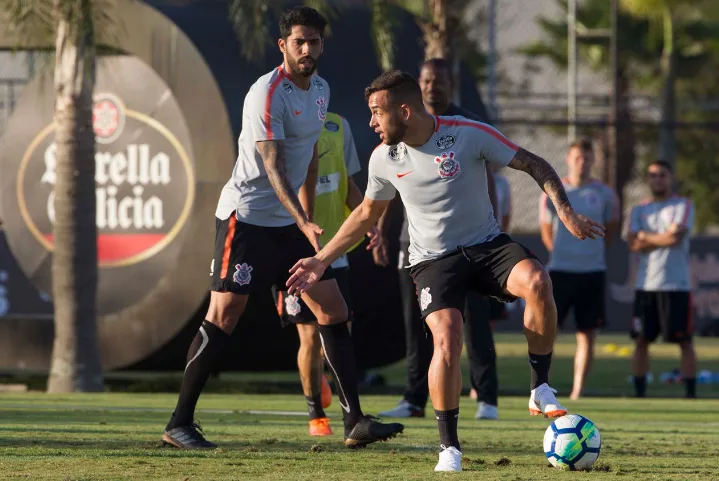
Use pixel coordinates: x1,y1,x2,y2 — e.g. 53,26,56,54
508,148,571,213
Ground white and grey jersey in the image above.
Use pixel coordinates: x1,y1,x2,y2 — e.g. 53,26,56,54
541,180,619,273
215,67,330,226
366,116,519,266
629,196,694,291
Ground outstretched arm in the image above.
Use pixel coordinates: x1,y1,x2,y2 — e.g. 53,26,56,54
507,148,604,240
287,197,390,294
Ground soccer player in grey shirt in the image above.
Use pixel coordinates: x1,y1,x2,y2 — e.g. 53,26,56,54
286,71,604,472
161,7,403,450
628,160,697,399
540,138,620,401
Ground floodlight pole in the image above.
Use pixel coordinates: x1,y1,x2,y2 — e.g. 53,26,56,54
568,0,578,143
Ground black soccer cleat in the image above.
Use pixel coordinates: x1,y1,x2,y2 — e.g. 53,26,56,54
162,423,217,449
344,415,404,449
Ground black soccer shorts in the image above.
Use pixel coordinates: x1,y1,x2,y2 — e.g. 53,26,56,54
631,290,693,343
274,266,354,327
410,234,540,320
209,212,334,294
550,270,606,332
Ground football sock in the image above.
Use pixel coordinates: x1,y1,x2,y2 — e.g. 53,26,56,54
528,351,552,390
318,322,362,429
435,408,461,451
684,378,696,399
306,394,326,420
634,375,647,398
167,320,231,430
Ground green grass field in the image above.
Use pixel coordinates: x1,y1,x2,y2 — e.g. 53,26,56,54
1,334,718,480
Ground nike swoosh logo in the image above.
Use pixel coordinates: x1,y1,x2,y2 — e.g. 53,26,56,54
396,171,412,178
318,149,331,159
295,109,302,115
319,333,351,414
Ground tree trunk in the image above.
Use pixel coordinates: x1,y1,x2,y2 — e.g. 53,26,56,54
47,0,104,393
615,69,636,208
658,8,676,165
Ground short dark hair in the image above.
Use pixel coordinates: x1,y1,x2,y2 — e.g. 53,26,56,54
364,70,423,107
279,6,327,39
648,160,673,173
421,58,453,80
569,137,593,152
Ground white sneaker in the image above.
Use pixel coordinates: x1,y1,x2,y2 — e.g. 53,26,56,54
378,399,425,418
475,402,498,420
528,383,567,418
434,446,462,472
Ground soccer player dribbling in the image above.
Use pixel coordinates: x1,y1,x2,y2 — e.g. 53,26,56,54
286,70,604,472
161,6,403,450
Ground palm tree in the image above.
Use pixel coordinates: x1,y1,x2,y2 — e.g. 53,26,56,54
1,0,105,392
619,0,718,165
228,0,480,74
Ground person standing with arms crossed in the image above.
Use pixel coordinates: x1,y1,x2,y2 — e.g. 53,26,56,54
627,160,697,399
539,138,620,400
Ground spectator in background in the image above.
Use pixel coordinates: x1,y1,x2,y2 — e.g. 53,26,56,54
539,138,620,400
373,58,501,421
627,160,697,399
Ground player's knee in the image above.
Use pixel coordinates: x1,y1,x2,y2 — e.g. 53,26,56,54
432,318,463,362
526,268,552,301
679,340,694,352
315,300,349,325
206,292,247,333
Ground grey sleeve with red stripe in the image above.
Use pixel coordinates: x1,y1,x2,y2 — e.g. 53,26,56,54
474,123,519,166
250,81,286,142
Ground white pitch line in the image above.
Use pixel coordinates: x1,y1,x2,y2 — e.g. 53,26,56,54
0,404,311,417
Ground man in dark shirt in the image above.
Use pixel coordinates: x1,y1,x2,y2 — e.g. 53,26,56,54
374,58,501,420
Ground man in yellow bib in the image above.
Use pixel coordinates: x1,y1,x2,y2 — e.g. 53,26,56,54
274,111,377,437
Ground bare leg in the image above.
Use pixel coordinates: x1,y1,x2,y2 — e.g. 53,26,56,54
632,338,650,397
569,330,595,400
296,323,323,398
505,259,556,356
679,340,697,398
425,308,464,450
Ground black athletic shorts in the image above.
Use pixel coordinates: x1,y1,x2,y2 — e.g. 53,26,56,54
550,271,606,332
210,212,334,294
274,266,354,327
410,233,539,320
631,290,693,343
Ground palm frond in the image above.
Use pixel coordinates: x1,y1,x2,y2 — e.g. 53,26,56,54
369,0,396,71
228,0,284,63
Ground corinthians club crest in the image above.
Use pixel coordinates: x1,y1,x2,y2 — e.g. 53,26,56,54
233,263,253,285
435,151,460,178
316,96,327,121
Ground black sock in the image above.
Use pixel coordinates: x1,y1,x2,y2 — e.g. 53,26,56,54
528,351,552,390
435,408,461,451
318,322,362,430
306,394,326,420
634,375,647,398
167,320,232,430
684,378,697,398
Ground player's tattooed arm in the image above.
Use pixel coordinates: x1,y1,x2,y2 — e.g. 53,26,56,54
507,148,571,215
258,140,310,226
508,148,605,240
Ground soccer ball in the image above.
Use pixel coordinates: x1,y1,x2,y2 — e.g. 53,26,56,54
543,414,601,471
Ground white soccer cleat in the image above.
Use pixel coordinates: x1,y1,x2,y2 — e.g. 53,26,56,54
434,446,462,472
378,399,425,418
529,383,567,418
475,402,498,420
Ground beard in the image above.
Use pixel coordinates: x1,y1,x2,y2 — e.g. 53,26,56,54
383,121,408,145
287,55,317,78
650,186,669,197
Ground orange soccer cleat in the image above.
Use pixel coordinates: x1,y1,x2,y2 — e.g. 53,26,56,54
309,417,333,437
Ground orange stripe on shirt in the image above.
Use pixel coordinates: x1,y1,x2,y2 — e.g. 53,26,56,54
220,215,237,279
264,67,287,140
437,117,520,151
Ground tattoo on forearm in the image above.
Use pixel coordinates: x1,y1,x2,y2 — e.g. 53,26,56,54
508,148,571,213
258,140,308,225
